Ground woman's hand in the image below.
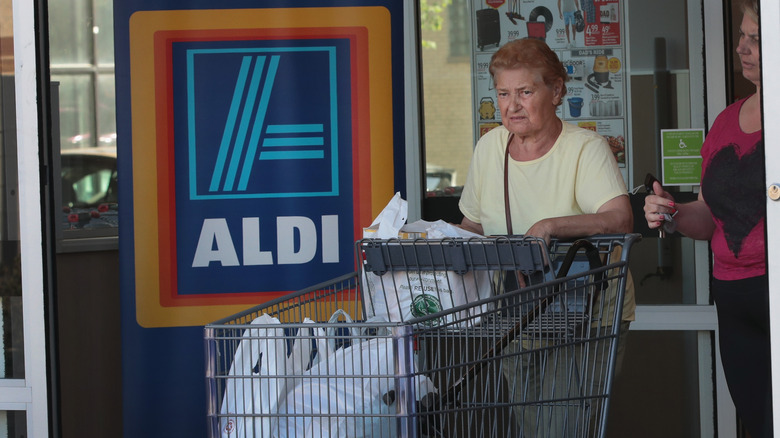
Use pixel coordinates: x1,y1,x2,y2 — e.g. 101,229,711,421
525,220,554,246
643,181,676,229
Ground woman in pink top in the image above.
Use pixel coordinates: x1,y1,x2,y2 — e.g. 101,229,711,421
644,1,770,436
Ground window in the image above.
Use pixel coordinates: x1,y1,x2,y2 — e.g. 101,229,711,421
447,0,471,59
420,0,474,204
48,0,118,247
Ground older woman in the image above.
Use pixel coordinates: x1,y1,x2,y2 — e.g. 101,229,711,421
644,1,770,436
459,39,631,242
459,38,634,436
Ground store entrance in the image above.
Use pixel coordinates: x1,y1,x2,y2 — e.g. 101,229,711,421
419,0,746,435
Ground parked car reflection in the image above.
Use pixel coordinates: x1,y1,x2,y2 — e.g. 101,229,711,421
60,146,118,230
426,164,461,197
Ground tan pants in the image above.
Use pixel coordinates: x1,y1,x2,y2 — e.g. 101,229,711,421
500,321,630,437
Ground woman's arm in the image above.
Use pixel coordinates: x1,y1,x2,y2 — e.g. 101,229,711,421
525,194,633,243
644,181,715,240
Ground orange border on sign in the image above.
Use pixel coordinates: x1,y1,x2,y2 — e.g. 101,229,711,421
153,27,368,307
129,7,393,327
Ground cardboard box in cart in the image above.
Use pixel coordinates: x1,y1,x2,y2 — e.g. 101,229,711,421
362,224,426,239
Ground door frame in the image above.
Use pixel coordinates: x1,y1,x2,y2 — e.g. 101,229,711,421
0,0,51,435
761,0,780,435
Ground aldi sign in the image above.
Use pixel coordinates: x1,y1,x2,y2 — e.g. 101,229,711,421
114,4,406,436
127,7,397,327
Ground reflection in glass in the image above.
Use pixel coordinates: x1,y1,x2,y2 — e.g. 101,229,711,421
96,73,116,146
50,0,119,236
52,74,95,150
47,0,92,65
0,270,24,379
420,0,474,199
0,411,27,436
60,147,118,230
95,0,116,66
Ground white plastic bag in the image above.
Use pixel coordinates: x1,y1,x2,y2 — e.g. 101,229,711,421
221,307,437,438
370,191,407,237
220,314,287,438
221,315,323,438
274,336,437,437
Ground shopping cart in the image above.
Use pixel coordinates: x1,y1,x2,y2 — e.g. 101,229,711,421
205,233,640,438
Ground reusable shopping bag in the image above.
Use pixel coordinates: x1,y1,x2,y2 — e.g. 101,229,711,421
366,268,493,327
362,194,494,327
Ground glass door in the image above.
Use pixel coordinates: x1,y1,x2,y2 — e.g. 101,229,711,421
617,0,755,435
611,0,718,435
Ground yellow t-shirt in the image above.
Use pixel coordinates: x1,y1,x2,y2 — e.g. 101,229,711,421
459,122,635,321
459,122,627,234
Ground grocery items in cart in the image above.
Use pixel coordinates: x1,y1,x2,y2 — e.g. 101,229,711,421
212,291,437,438
206,233,640,437
360,193,497,327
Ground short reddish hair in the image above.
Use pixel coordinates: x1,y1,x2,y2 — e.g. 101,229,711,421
489,38,568,101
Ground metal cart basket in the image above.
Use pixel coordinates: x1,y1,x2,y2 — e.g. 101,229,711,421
205,233,640,438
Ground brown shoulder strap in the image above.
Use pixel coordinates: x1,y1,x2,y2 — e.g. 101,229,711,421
504,133,514,235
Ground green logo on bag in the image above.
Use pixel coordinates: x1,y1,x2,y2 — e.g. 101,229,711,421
411,294,443,326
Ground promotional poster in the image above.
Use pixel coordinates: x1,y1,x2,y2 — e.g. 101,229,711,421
472,0,627,168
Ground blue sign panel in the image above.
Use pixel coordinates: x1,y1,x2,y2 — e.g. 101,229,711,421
183,45,343,200
172,39,355,295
